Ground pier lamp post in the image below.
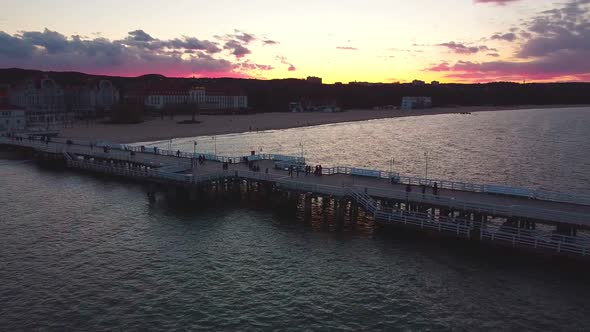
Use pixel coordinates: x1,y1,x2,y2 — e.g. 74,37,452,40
299,141,304,159
193,141,197,154
212,136,217,155
389,158,395,174
424,152,429,179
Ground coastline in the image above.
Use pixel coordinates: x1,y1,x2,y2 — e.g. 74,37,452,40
60,104,589,143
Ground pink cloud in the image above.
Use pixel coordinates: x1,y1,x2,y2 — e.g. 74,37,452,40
336,46,358,50
276,55,297,72
0,28,282,78
427,0,590,82
437,41,496,54
474,0,522,5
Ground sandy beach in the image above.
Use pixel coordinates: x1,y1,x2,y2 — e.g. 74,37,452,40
60,105,589,143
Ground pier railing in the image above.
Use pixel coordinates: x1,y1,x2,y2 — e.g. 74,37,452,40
2,135,590,207
346,187,590,256
24,146,590,257
359,186,589,226
321,165,590,206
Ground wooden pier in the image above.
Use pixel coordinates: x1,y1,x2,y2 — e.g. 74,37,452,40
2,135,590,258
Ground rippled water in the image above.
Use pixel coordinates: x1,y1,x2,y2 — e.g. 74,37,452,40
2,107,590,330
145,107,590,194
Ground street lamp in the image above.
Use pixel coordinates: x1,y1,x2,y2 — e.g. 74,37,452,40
193,141,197,155
389,158,395,174
212,136,217,155
424,151,429,179
299,141,304,159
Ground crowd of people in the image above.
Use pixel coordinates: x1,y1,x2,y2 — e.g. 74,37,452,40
287,164,324,177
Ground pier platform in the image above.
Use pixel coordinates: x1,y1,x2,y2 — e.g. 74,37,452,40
2,135,589,258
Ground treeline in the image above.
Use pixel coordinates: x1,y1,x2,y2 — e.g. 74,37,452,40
2,68,590,112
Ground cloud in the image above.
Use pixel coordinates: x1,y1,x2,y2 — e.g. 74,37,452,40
426,0,590,82
233,60,274,72
474,0,522,5
277,55,297,71
161,37,221,54
0,31,36,57
491,32,517,42
388,48,424,53
425,62,452,72
233,30,256,44
336,46,358,50
427,52,590,82
437,41,496,54
517,0,590,58
0,28,280,78
214,30,280,58
223,40,251,58
127,29,154,42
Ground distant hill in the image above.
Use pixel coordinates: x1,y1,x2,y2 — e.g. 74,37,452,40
136,74,168,80
1,68,589,112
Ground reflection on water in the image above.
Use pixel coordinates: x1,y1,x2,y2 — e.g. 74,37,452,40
143,107,590,194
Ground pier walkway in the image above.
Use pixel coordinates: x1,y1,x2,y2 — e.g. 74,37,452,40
2,135,590,257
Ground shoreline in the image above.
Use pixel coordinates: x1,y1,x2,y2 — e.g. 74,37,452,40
60,104,589,143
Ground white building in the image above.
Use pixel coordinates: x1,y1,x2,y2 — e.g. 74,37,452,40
401,96,432,111
0,105,26,132
144,89,190,110
204,88,248,110
189,87,207,104
144,86,247,111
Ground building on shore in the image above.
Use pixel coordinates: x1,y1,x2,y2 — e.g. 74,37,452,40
141,86,248,112
401,96,432,111
8,77,69,129
0,104,26,132
8,76,120,128
201,87,248,111
64,80,120,117
144,88,190,110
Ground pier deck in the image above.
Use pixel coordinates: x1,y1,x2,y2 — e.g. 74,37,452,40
2,135,590,257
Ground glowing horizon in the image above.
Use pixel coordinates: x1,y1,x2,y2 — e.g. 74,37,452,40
1,0,589,83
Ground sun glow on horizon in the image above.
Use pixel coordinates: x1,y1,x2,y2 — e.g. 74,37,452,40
0,0,587,83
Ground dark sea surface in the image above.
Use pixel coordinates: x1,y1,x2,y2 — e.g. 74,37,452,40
1,107,590,331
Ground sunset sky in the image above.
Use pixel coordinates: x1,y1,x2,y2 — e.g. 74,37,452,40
1,0,589,83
